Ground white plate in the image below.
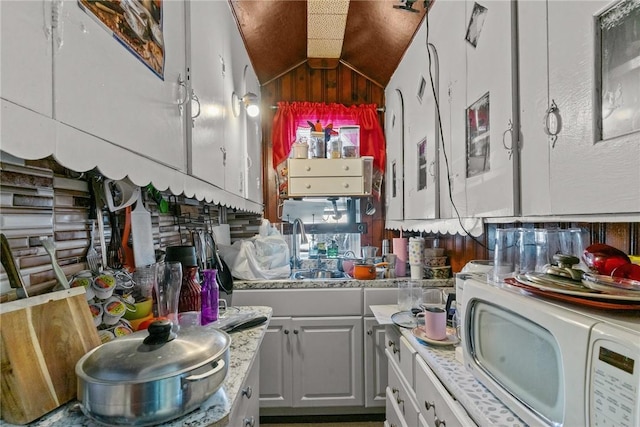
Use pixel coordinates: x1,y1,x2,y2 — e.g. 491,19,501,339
411,327,459,346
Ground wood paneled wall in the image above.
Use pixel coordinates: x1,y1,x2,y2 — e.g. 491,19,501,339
260,61,391,247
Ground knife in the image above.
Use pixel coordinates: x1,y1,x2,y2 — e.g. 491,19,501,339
0,233,29,299
222,316,268,333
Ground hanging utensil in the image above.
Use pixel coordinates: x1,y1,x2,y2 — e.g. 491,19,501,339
86,220,101,275
122,206,135,270
365,197,376,216
39,237,70,290
107,211,123,269
0,233,29,299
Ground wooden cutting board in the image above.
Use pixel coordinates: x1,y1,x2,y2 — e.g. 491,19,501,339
0,287,101,424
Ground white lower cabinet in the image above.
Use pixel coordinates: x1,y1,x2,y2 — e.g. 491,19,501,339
230,352,260,427
385,326,476,427
364,317,387,408
258,315,363,408
386,349,420,427
415,357,475,427
233,288,364,410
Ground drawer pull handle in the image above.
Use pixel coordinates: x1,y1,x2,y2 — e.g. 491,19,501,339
425,400,435,411
242,386,253,399
305,184,311,189
293,329,299,334
397,397,405,413
342,182,349,188
243,416,255,427
305,166,311,171
388,339,395,347
435,416,446,427
392,387,399,396
367,329,373,335
284,329,290,334
343,165,349,171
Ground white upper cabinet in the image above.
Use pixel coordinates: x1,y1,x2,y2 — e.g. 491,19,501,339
389,21,439,221
1,0,53,118
53,0,187,172
519,0,640,216
428,0,468,219
463,0,517,217
188,0,226,190
244,66,263,204
384,85,405,222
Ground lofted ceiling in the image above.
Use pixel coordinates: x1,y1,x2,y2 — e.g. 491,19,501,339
229,0,429,87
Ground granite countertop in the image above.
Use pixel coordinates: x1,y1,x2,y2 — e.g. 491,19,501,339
0,306,272,427
234,277,454,290
371,304,526,427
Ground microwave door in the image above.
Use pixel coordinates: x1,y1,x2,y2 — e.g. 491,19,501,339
462,277,592,427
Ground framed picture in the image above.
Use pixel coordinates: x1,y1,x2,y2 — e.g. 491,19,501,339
417,138,428,190
465,2,488,48
466,92,490,178
417,76,427,103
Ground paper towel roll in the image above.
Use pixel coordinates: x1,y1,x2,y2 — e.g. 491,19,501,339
392,238,407,277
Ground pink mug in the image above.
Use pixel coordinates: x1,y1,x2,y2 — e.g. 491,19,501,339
421,306,447,340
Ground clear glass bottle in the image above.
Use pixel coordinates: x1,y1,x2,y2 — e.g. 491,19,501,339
200,269,219,325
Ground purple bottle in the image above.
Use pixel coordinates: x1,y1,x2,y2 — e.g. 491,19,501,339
201,269,219,325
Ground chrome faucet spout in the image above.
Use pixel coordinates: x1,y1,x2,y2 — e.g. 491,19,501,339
291,218,308,269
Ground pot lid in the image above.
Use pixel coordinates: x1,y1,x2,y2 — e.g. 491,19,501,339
77,320,230,382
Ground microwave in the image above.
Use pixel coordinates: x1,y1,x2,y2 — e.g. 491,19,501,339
459,274,640,427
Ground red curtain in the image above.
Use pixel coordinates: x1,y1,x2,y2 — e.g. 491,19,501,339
271,102,386,176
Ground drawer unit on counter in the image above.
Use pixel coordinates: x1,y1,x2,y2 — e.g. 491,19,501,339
287,158,370,197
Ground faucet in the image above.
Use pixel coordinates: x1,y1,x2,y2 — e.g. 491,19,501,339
290,218,308,269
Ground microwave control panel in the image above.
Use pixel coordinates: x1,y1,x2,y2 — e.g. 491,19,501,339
589,323,639,427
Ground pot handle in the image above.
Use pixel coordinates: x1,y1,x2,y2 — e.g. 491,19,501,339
185,359,226,382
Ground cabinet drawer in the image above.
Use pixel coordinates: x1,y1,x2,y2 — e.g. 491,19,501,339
288,176,363,196
385,387,408,427
387,357,419,427
399,336,416,389
288,158,363,177
415,356,476,427
233,288,362,316
230,352,260,426
364,288,398,316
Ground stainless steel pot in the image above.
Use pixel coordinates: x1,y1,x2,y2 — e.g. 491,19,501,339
76,320,230,426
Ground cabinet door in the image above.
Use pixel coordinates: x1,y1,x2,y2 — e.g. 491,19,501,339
401,23,439,221
546,1,639,214
54,0,186,171
223,6,243,197
244,67,263,204
291,316,364,407
258,317,293,408
189,0,226,188
364,317,387,408
384,85,405,222
428,1,468,219
464,0,517,217
1,0,52,118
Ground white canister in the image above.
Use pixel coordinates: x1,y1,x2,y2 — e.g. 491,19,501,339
292,142,309,159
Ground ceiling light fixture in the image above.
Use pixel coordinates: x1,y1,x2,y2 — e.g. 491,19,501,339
232,91,260,118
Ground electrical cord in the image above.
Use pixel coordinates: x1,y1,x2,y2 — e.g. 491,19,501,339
424,9,488,250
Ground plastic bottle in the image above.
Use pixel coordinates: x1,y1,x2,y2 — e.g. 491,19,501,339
327,239,339,258
200,269,219,325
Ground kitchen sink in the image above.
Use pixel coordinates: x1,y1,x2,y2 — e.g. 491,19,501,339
290,270,351,280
